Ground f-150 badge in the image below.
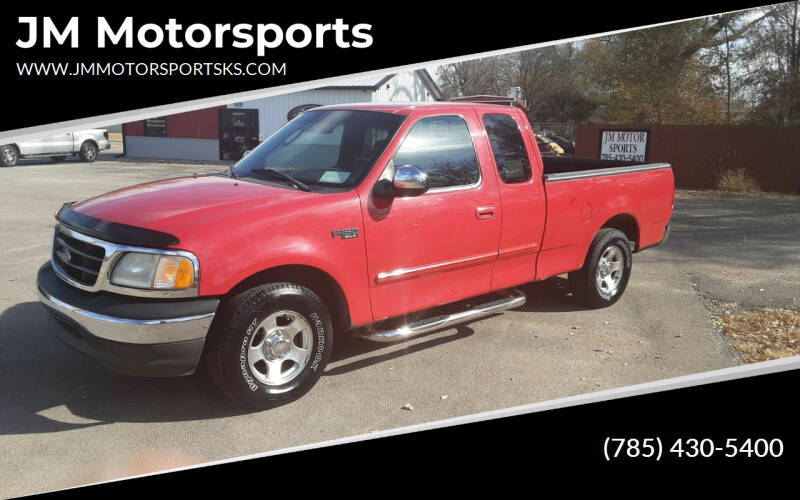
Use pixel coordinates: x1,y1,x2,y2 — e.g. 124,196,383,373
331,228,359,239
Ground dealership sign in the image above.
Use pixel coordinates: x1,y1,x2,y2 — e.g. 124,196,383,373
600,130,648,162
144,117,167,136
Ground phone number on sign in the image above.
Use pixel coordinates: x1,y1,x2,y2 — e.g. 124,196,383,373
603,437,784,461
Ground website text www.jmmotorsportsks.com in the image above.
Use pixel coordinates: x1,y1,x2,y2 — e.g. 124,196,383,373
16,61,288,77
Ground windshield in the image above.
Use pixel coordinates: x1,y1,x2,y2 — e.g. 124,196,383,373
233,109,406,189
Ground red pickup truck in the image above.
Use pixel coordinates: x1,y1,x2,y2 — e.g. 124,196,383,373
37,102,673,409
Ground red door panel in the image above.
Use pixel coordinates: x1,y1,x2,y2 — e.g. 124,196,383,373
479,109,547,290
358,110,502,321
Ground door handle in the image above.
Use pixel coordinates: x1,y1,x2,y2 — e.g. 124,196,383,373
475,205,495,220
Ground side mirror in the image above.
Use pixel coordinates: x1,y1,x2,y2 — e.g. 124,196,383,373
242,150,252,158
393,166,428,194
374,165,429,198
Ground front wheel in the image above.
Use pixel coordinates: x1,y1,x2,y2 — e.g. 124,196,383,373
569,228,632,308
204,282,333,410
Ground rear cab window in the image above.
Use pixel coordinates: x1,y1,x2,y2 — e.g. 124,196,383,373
482,113,532,184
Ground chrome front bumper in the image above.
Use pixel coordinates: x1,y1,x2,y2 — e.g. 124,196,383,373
37,262,219,376
38,287,215,344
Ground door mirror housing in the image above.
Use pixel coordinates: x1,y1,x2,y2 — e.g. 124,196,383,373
394,166,428,193
374,165,429,198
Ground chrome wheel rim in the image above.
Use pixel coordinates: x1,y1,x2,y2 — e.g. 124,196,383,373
3,148,16,163
247,310,312,387
596,245,624,296
84,146,96,160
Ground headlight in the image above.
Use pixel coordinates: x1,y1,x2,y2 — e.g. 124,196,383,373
110,252,195,290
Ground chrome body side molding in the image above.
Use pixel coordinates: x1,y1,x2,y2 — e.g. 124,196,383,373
544,163,672,182
375,252,497,284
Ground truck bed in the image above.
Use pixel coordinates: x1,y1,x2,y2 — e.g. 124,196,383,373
534,156,674,280
541,156,643,175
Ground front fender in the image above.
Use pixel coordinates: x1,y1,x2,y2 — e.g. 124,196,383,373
187,192,372,326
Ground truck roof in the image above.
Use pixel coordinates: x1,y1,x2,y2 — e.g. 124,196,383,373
315,101,524,115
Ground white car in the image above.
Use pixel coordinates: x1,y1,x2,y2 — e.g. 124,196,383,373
1,129,111,167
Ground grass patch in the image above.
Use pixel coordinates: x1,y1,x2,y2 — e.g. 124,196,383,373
712,307,800,363
715,168,761,193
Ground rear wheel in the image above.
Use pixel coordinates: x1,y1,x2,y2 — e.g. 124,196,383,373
79,142,98,162
569,229,632,308
1,146,18,167
205,282,333,410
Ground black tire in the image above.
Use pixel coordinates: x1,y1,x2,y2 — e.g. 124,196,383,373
79,142,98,162
204,282,333,410
1,145,18,167
50,156,67,162
569,228,632,308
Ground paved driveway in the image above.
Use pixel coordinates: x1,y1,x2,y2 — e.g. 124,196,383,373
4,160,782,497
667,193,800,311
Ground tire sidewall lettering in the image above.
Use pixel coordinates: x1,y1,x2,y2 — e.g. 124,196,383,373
309,311,326,372
239,317,259,391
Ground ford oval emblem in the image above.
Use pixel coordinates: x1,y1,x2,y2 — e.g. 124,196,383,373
56,248,71,263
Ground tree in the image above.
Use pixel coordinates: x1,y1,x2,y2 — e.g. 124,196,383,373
430,3,796,127
503,44,598,124
581,21,733,124
435,44,599,125
435,58,507,99
738,1,800,125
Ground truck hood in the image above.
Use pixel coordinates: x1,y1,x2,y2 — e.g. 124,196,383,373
70,174,319,245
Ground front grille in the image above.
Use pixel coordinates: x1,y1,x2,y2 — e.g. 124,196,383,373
53,228,106,286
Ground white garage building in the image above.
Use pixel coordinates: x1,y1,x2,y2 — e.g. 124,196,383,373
231,69,441,140
123,69,441,162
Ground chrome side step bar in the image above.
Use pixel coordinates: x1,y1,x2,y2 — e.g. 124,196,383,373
361,289,526,343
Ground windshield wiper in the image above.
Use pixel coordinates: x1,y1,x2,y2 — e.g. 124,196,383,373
250,168,312,192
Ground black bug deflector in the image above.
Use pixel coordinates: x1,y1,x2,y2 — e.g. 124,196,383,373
56,204,180,248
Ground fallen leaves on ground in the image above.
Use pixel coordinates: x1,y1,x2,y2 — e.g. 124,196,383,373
675,189,794,200
712,307,800,363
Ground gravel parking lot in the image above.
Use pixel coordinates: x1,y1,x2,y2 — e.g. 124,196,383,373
2,158,796,497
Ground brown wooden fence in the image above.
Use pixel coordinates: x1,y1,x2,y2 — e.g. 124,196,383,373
574,123,800,193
